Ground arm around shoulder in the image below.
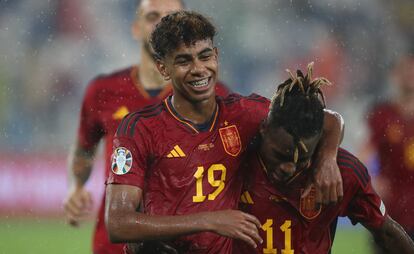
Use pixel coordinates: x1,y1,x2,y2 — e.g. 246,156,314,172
308,109,344,204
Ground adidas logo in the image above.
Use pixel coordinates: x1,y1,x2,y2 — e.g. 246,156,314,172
166,145,186,158
240,191,254,204
112,106,129,120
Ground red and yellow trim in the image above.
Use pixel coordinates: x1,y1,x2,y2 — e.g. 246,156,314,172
164,98,199,133
164,98,219,134
208,107,219,132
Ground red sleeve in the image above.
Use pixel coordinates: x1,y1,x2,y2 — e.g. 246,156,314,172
106,114,150,189
246,93,270,124
77,79,105,150
345,182,387,230
338,150,387,229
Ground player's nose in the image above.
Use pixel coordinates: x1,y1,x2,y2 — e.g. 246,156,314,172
190,59,207,75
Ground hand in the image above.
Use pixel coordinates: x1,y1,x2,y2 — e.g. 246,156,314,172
63,186,93,227
303,156,343,205
204,210,263,249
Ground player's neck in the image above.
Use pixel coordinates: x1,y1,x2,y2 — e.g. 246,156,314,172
171,94,217,125
138,50,167,90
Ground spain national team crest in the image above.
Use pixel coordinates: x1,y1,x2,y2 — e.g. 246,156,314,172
111,147,133,175
219,125,242,157
299,187,321,220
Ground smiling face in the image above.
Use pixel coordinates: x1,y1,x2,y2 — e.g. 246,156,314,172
156,39,218,103
259,125,321,184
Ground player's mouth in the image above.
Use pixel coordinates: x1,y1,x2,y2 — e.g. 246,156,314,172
187,77,211,91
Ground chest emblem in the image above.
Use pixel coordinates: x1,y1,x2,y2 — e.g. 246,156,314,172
219,125,242,157
299,187,321,220
113,106,129,120
111,147,133,175
166,145,186,158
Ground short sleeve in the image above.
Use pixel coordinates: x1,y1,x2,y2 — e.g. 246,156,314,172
246,93,270,125
345,183,387,230
77,80,105,149
106,115,150,189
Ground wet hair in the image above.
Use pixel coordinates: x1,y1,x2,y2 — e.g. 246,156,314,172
150,10,216,60
267,62,331,159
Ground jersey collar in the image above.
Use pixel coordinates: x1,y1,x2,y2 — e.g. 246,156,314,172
164,96,220,134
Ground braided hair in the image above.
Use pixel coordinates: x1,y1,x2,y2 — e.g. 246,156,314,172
268,62,331,162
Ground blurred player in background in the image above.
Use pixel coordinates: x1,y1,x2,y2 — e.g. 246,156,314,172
361,54,414,253
235,64,414,254
63,1,229,253
105,11,343,254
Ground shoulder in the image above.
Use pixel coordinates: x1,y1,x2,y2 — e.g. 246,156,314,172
115,101,165,138
337,148,370,189
86,66,134,94
220,93,269,128
214,81,231,97
222,93,269,107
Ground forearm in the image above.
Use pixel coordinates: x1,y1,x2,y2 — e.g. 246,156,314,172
319,109,343,157
106,210,211,243
371,217,414,253
106,185,262,246
68,142,97,188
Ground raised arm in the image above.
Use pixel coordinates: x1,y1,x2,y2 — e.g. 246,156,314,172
306,109,344,204
369,215,414,253
105,184,263,248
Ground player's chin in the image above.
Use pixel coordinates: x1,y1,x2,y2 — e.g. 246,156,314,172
185,84,216,102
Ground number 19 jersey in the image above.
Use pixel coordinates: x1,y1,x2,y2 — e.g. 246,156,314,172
107,94,269,254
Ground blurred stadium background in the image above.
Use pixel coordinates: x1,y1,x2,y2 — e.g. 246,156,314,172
0,0,413,253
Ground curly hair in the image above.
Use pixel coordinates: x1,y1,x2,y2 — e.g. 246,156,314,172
267,63,332,161
269,62,331,142
150,10,217,60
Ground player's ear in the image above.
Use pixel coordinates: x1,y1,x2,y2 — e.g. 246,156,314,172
213,47,219,59
155,60,170,81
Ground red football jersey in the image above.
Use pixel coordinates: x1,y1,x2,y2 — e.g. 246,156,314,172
107,94,270,254
77,65,229,254
367,102,414,231
234,148,386,254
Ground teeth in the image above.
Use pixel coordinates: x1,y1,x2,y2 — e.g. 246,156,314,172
189,78,209,87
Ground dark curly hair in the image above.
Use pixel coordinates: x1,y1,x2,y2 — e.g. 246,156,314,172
150,10,217,60
267,63,331,161
268,63,332,153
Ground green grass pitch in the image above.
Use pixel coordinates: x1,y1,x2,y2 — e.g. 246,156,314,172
0,218,373,253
